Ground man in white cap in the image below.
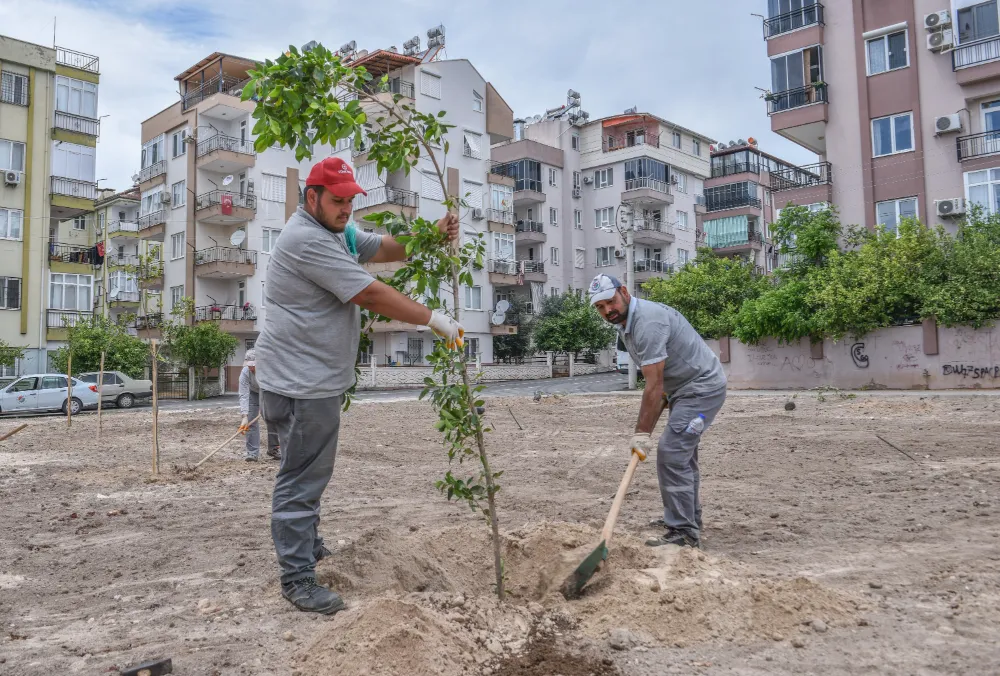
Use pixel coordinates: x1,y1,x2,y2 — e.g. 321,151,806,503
589,274,727,549
237,348,279,462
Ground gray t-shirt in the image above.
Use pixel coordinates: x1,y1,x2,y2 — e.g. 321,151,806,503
619,297,726,398
255,208,381,399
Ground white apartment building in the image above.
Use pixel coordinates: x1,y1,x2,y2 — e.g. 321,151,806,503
490,96,714,306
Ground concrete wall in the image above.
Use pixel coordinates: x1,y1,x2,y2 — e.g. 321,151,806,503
708,324,1000,390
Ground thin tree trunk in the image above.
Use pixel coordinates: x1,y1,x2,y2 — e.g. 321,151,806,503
151,341,159,474
66,353,72,428
97,351,105,441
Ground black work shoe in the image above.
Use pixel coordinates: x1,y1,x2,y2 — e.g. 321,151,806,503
266,447,281,461
645,528,700,549
315,545,332,562
650,517,704,533
245,456,259,463
281,578,345,615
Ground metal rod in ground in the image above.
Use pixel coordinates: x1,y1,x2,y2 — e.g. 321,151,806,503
192,415,261,470
97,351,105,441
507,405,523,430
875,434,919,463
0,423,28,442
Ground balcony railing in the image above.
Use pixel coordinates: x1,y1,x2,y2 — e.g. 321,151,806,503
490,161,513,177
767,84,828,114
138,161,166,184
56,47,99,73
50,176,97,200
634,259,673,274
624,177,671,194
138,210,166,230
135,313,164,330
1,78,28,107
763,2,824,39
48,242,96,265
634,217,675,236
139,262,163,278
363,78,415,99
770,162,832,191
195,190,257,212
195,246,257,266
515,178,543,193
956,130,1000,161
107,253,140,268
196,133,255,158
603,130,660,152
953,35,1000,71
195,304,257,322
708,230,765,249
486,208,514,224
353,186,418,211
519,260,545,274
710,162,760,178
107,220,139,236
47,309,92,328
109,290,141,304
706,195,762,212
488,259,518,275
515,220,544,234
182,74,250,111
55,111,100,136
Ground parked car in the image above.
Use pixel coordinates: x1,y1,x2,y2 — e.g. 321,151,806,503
78,371,153,409
0,374,100,415
616,335,630,374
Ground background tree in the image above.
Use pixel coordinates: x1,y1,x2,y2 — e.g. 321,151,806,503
492,298,534,363
50,316,148,377
0,339,24,374
163,300,238,399
533,291,616,357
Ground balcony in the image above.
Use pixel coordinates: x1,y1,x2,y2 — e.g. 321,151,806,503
708,229,764,253
139,263,163,290
182,74,249,111
106,253,140,268
770,162,831,191
767,84,828,154
706,195,762,213
603,127,660,153
487,259,519,286
633,259,673,284
56,47,99,73
519,260,547,283
622,177,673,205
54,111,100,137
48,242,96,270
513,178,545,206
633,217,676,245
46,309,92,339
763,3,824,39
486,208,514,233
196,134,256,173
956,131,1000,162
488,161,515,188
108,290,141,306
515,220,546,243
195,304,257,333
195,191,257,225
194,246,257,279
710,162,760,179
138,210,167,240
50,176,97,220
137,161,167,189
107,220,140,238
352,186,418,219
952,36,1000,85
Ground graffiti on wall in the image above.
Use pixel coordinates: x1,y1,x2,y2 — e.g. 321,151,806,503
893,341,922,370
942,364,1000,379
851,342,869,369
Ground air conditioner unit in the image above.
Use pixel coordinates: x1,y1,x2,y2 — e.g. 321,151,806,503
924,10,951,30
934,114,962,134
3,171,20,186
572,187,582,198
582,175,593,185
614,248,626,259
927,29,954,52
935,198,966,218
471,207,484,220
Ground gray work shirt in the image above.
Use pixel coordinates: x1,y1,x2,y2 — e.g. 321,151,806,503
255,208,381,399
618,297,727,398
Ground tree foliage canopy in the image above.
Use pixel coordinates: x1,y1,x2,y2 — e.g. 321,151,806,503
533,292,616,355
51,316,149,378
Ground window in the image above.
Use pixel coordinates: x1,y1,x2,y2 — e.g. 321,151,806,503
49,273,92,310
572,171,581,189
140,187,163,216
421,171,444,200
463,131,482,159
472,90,483,112
548,168,558,187
171,129,187,158
171,180,186,207
490,183,513,213
770,46,823,106
51,141,95,181
420,71,442,99
170,233,185,260
875,197,918,233
464,337,480,360
550,286,558,297
693,139,701,156
672,131,682,148
0,277,21,310
966,167,1000,214
574,248,585,268
872,112,913,156
677,211,689,230
55,75,98,118
245,338,256,351
571,134,580,151
0,139,26,172
141,135,165,169
596,246,614,267
677,249,690,265
866,30,908,75
549,207,558,225
262,228,281,253
595,167,613,188
551,247,559,265
464,285,482,310
1,72,28,106
262,173,287,202
239,120,248,144
72,215,86,230
674,172,687,193
595,207,614,229
492,232,514,261
0,208,23,241
463,180,484,211
765,190,771,206
958,1,1000,44
170,285,184,312
574,209,582,230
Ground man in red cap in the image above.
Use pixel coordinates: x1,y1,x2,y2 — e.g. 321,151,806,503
255,156,463,615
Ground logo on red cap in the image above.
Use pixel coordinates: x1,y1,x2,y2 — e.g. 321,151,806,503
305,157,367,198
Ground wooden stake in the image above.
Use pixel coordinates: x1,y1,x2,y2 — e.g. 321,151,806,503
97,351,105,441
0,423,28,442
66,353,72,428
151,340,159,475
192,415,260,470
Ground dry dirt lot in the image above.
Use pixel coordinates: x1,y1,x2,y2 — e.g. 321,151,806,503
1,392,998,675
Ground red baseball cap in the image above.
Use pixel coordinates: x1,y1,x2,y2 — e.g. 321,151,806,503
305,157,367,198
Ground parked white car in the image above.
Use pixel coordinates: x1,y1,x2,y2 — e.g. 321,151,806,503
0,374,100,416
78,371,153,409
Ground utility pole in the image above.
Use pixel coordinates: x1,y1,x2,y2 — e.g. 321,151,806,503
623,206,638,391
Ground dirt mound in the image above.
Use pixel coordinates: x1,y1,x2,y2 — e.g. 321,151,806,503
300,522,865,675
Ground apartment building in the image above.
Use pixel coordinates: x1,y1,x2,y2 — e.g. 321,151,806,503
763,0,1000,231
0,35,101,377
490,97,713,303
136,37,513,381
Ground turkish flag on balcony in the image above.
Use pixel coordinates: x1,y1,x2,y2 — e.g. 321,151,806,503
221,193,233,215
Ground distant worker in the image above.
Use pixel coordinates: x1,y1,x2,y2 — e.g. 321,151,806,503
255,157,464,616
238,349,280,462
589,274,727,549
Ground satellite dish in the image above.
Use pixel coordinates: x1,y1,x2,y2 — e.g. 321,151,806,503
496,300,510,313
490,312,506,326
229,230,246,246
222,175,234,186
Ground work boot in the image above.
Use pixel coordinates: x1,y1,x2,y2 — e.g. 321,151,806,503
645,527,700,549
245,456,259,463
649,516,704,533
281,577,345,615
266,447,281,461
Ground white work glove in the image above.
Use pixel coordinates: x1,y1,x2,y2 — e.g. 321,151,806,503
629,432,653,461
427,310,465,350
239,415,249,434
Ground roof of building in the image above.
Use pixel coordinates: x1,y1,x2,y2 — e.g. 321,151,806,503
590,112,716,144
174,52,258,82
95,186,140,207
347,49,422,73
710,142,799,167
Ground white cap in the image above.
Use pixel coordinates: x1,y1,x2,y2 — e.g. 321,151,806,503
588,274,623,305
244,348,256,367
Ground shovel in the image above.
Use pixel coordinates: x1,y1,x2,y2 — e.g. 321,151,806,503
560,395,668,600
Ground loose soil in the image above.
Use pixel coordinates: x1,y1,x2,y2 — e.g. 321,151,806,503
0,392,998,675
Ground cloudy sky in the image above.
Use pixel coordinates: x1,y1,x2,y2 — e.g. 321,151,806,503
2,0,816,189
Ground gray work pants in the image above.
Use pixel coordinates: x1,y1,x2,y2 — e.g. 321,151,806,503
657,386,727,538
262,391,343,585
246,389,280,459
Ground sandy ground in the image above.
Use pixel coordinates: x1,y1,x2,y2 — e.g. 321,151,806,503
1,391,999,675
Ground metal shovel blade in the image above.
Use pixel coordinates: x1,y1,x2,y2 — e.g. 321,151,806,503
560,539,608,600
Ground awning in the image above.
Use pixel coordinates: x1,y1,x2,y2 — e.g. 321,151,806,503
348,49,421,76
603,114,651,128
